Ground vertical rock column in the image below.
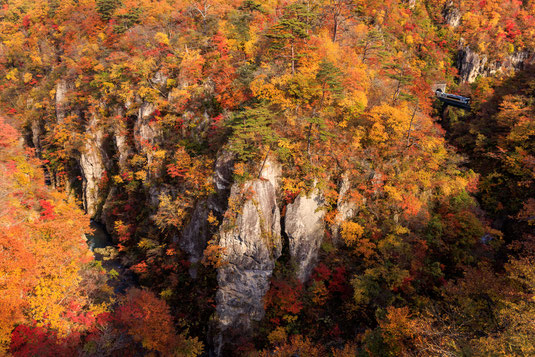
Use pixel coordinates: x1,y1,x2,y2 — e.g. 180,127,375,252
55,79,69,123
79,115,106,218
285,190,326,282
180,151,235,273
215,158,282,351
216,180,282,329
134,102,161,180
112,109,132,172
332,173,358,242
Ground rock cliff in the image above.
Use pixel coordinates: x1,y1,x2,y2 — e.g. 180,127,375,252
179,151,234,275
458,47,533,83
80,115,107,218
55,79,69,123
214,159,282,351
443,1,461,28
285,190,326,282
333,173,358,242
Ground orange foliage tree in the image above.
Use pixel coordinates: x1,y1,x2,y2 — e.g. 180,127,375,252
0,117,95,353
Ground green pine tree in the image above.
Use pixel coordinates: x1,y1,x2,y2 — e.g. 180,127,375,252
226,104,279,162
96,0,121,21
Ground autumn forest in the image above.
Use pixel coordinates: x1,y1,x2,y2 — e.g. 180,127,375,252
0,0,534,355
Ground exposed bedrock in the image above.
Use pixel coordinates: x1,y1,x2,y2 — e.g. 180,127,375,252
443,1,461,28
285,189,326,282
112,109,132,171
179,151,235,275
55,79,70,123
458,47,533,83
213,150,236,202
214,159,281,352
180,198,213,268
134,102,162,178
332,173,358,242
79,115,107,218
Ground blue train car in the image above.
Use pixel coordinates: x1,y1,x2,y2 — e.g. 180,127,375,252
435,89,471,110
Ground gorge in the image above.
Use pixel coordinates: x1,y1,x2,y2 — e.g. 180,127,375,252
1,0,535,355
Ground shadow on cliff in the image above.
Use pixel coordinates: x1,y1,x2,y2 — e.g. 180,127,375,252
440,64,535,261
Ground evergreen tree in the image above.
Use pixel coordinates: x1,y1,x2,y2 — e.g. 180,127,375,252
266,2,316,73
96,0,121,21
227,104,278,161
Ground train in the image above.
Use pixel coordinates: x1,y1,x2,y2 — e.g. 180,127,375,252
435,88,471,110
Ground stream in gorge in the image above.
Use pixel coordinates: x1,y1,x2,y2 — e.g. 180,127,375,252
87,220,113,250
86,220,137,294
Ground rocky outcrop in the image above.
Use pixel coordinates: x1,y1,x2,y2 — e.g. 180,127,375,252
213,151,235,197
114,130,130,170
259,156,281,190
180,199,212,268
458,47,533,83
134,102,162,178
443,1,461,28
152,70,168,87
112,111,132,171
135,103,158,145
179,151,234,275
216,180,281,328
285,190,325,282
31,120,42,156
55,79,69,123
332,173,358,242
458,47,489,83
215,160,281,351
80,115,107,218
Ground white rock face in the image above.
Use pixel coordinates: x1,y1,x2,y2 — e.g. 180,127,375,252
285,190,325,282
333,173,358,241
114,131,130,170
458,47,488,83
259,156,281,191
459,47,534,83
443,1,461,28
216,178,281,334
56,79,69,123
134,102,159,148
80,116,106,218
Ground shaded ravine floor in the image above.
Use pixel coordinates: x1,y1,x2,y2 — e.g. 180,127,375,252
86,220,137,294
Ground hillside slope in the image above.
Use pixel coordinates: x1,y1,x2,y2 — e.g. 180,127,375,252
0,0,534,355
